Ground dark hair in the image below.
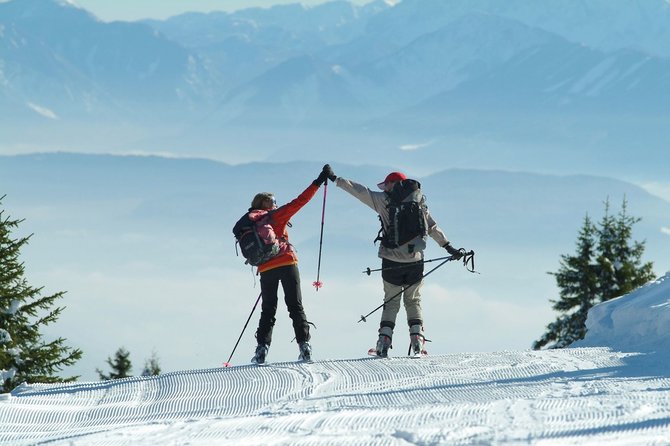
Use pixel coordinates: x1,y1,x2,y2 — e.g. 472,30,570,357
251,192,274,210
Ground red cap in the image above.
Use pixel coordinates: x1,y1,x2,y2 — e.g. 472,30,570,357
377,171,407,190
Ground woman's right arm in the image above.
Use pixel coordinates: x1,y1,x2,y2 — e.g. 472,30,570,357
272,182,320,224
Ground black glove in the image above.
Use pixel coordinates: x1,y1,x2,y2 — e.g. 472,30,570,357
313,171,327,186
324,164,337,181
313,164,336,186
444,242,463,260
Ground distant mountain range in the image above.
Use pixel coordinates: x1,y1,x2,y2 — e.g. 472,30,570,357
1,0,669,179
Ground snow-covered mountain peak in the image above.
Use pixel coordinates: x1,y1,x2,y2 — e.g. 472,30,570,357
3,0,670,170
1,0,92,21
417,12,562,61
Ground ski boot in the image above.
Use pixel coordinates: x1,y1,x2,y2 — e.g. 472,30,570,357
251,343,269,365
376,335,392,358
298,341,312,362
409,324,426,357
375,326,394,358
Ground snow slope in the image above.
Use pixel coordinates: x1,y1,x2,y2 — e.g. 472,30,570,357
2,272,670,445
575,273,670,355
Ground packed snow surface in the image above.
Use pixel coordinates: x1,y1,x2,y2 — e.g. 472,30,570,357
1,272,670,445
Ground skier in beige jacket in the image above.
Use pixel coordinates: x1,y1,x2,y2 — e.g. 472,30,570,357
328,169,464,357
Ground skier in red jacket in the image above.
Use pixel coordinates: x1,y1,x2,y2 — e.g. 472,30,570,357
249,164,335,364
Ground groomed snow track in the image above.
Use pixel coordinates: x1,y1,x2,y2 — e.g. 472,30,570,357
2,348,670,445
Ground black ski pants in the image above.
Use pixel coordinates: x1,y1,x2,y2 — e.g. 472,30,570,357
256,264,310,346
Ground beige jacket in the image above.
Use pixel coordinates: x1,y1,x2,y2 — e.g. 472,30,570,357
336,177,449,263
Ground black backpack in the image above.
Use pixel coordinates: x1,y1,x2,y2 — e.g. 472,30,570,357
376,179,427,251
233,210,281,266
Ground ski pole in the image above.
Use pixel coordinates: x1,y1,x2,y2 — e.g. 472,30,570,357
313,179,328,290
362,255,454,275
363,251,477,276
223,292,262,367
358,255,458,323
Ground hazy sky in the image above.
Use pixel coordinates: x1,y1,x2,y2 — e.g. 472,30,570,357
71,0,376,21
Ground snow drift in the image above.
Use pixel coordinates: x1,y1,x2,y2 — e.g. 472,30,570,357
575,272,670,353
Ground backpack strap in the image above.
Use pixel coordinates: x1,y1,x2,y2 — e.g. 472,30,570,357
373,191,392,245
374,214,385,245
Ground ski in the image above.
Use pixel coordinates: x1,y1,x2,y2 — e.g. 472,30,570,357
409,349,428,358
248,358,314,366
368,348,427,358
368,348,387,358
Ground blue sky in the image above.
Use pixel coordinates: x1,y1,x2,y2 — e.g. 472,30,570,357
72,0,375,21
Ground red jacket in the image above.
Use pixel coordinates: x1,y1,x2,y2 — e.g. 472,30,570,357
257,182,319,273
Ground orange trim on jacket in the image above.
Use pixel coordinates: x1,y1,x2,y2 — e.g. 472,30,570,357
257,182,320,274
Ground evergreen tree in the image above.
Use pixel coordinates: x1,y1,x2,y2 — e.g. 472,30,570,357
97,347,132,380
597,198,654,301
533,215,598,349
141,351,161,376
534,198,655,349
595,198,618,303
1,197,83,393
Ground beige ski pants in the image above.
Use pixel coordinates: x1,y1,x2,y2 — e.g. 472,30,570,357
380,279,423,326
